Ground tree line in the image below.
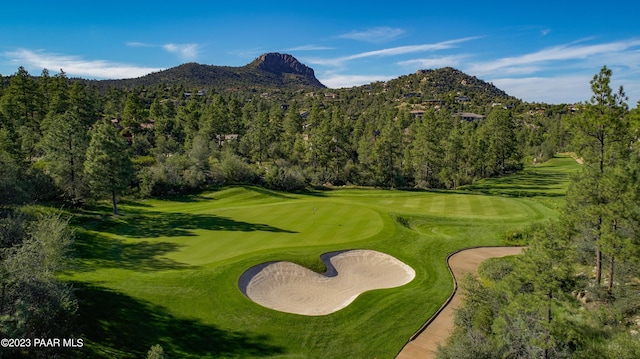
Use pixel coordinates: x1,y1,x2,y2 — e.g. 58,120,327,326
1,66,568,207
0,64,569,357
437,66,640,359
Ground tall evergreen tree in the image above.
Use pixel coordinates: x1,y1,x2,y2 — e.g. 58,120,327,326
41,112,90,204
484,108,520,174
200,95,229,147
565,66,629,285
84,120,133,214
407,111,445,188
0,67,42,159
48,70,70,116
372,118,402,187
121,92,147,130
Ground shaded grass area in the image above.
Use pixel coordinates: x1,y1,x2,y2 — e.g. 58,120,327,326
71,231,190,272
62,156,580,358
75,209,296,238
460,154,579,198
70,282,283,359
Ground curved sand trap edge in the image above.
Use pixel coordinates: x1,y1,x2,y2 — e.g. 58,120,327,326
396,246,525,359
239,250,416,316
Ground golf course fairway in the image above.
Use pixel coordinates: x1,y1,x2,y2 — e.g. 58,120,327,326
63,155,579,358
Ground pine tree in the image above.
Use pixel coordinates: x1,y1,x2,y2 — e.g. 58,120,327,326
0,67,42,159
41,112,90,205
372,118,402,187
565,66,629,286
484,108,519,174
200,95,229,147
407,110,445,188
84,120,133,214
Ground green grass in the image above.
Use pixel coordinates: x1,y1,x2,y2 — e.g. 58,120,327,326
62,155,580,358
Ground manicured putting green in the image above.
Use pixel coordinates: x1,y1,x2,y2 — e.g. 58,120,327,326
65,155,579,358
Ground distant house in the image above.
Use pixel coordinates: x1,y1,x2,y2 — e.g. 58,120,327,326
410,110,425,118
456,96,470,102
215,134,239,145
140,120,155,130
455,112,486,122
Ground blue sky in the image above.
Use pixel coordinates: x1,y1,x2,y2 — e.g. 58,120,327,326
2,1,640,105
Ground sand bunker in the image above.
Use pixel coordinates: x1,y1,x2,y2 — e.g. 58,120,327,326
239,250,416,316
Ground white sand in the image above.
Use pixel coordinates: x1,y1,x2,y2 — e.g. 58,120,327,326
238,250,416,316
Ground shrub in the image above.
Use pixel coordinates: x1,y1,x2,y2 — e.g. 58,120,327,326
265,161,306,191
220,151,256,184
147,344,168,359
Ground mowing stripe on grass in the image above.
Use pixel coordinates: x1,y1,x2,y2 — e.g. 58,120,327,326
63,156,580,359
404,198,421,209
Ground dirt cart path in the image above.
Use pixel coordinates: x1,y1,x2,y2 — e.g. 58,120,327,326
396,247,524,359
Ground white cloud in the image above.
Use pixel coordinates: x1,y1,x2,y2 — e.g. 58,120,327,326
490,75,592,104
126,41,154,47
318,73,395,88
469,39,640,76
4,49,162,79
126,41,200,61
162,43,199,61
347,37,480,60
460,38,640,104
306,37,480,67
339,27,405,43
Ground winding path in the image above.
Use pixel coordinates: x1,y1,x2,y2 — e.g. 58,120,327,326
396,247,524,359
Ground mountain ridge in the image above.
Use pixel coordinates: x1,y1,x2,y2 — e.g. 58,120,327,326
6,52,521,105
90,52,326,91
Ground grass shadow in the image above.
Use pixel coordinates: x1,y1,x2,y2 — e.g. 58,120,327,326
244,186,296,199
118,199,153,207
72,283,284,358
459,170,570,198
70,232,191,272
155,194,209,203
76,209,297,239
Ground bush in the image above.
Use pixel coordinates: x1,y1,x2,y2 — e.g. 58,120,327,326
220,151,256,184
478,256,515,282
265,161,306,191
147,344,168,359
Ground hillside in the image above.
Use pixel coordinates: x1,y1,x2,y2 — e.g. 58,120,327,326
360,67,519,106
89,52,326,92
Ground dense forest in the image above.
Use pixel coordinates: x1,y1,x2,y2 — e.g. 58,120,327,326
0,60,638,357
0,63,562,207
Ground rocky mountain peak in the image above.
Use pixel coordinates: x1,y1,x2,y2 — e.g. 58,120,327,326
249,52,316,77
